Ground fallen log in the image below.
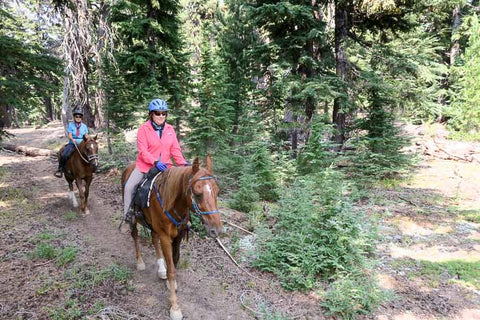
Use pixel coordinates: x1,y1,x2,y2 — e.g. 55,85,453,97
2,143,57,158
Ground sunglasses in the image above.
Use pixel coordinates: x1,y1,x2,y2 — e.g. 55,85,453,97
74,115,83,118
153,111,167,117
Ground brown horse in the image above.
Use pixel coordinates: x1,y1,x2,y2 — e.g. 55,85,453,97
121,155,222,320
59,135,99,215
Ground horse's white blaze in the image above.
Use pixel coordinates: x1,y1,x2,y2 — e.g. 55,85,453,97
90,143,94,149
204,184,212,196
157,258,167,279
69,191,78,207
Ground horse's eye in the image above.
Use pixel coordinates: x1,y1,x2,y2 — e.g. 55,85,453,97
194,193,202,199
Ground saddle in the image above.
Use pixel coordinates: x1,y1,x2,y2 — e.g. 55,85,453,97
134,167,163,209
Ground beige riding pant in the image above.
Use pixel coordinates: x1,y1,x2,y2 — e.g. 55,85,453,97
123,167,145,218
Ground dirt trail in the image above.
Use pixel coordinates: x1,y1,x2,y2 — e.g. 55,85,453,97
0,124,313,320
1,123,480,320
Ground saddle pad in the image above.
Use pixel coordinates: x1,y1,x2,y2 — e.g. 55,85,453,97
134,170,162,209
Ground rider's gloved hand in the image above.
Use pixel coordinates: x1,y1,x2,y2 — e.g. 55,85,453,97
154,161,167,172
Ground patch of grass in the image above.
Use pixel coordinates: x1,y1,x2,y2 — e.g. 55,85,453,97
419,260,480,289
0,167,7,180
56,246,78,267
0,186,40,214
320,272,393,320
33,243,57,260
64,210,78,220
460,209,480,224
47,298,83,320
257,304,289,320
391,258,480,289
35,279,67,296
377,177,411,189
29,232,78,266
87,300,106,315
37,231,56,241
65,263,131,289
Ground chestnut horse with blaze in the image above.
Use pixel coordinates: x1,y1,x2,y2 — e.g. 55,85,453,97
59,135,99,215
121,155,222,320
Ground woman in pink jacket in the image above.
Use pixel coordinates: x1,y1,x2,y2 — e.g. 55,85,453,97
123,98,187,226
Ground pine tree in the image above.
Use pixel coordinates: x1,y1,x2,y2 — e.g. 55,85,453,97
106,0,189,128
0,4,61,136
448,14,480,139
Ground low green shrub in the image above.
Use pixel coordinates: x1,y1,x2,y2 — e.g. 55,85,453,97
320,271,391,320
252,169,375,291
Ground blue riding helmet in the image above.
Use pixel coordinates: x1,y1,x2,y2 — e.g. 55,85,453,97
148,99,168,112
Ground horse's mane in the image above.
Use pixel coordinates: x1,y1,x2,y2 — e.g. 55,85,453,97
155,166,208,212
77,137,96,153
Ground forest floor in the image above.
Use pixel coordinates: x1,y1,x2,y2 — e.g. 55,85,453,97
0,122,479,320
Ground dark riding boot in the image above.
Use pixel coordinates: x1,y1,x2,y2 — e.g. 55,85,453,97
120,207,135,233
54,149,68,178
54,162,64,178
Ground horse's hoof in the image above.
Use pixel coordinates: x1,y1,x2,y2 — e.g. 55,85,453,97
166,280,177,291
84,208,90,215
170,307,183,320
157,258,167,279
137,261,146,270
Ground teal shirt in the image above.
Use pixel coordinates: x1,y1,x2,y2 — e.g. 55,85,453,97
67,122,88,144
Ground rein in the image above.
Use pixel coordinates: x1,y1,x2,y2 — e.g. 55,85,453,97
73,142,99,164
153,174,219,232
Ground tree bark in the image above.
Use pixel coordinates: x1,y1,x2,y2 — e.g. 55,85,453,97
333,2,348,148
2,144,57,157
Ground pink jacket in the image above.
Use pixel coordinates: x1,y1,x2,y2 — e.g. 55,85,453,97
135,121,186,173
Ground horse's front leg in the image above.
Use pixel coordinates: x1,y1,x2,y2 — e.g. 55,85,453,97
83,176,93,215
67,179,78,208
132,222,145,270
160,233,182,320
152,230,167,279
75,178,86,213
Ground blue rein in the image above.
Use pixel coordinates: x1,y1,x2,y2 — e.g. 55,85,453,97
154,175,219,230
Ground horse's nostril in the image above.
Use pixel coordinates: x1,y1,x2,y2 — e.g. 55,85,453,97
209,229,218,238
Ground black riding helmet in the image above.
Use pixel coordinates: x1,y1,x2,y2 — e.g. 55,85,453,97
72,107,83,117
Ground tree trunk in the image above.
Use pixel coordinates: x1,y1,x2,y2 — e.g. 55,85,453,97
0,105,9,130
450,5,461,66
62,0,94,129
333,2,348,148
45,96,54,122
93,0,109,128
61,72,70,136
2,144,57,157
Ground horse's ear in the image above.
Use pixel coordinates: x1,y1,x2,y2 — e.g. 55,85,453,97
92,134,98,140
192,157,200,174
206,154,212,172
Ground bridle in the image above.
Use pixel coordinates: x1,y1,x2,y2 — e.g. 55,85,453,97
154,174,219,231
189,175,220,217
74,141,99,166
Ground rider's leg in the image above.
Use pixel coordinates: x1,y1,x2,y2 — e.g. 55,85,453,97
55,144,70,177
123,167,145,224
